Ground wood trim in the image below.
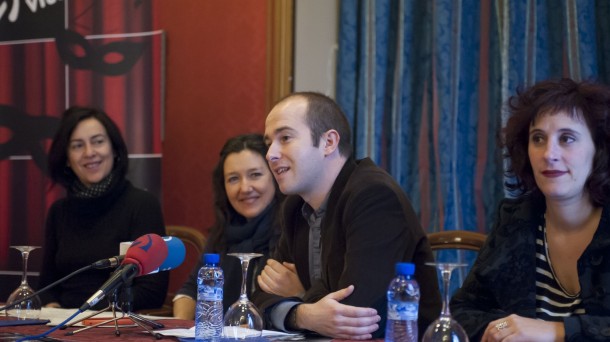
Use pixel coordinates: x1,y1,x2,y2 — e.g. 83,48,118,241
266,0,294,112
427,230,487,252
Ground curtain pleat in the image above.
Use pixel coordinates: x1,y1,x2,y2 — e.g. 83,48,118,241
336,0,609,237
0,47,15,267
23,44,45,245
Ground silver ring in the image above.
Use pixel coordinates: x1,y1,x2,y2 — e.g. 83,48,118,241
495,321,508,331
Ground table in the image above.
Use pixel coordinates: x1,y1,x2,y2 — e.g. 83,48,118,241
0,317,190,341
0,316,382,341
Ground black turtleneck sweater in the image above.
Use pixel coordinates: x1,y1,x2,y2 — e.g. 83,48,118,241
38,179,168,311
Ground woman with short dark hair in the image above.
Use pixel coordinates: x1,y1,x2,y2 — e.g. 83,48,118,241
39,106,168,311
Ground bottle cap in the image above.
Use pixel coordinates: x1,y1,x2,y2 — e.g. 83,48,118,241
395,262,415,275
203,253,220,264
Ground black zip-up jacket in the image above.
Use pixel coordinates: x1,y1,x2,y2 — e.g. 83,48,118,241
451,195,610,341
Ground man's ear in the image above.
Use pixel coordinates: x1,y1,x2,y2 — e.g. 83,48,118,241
322,129,340,156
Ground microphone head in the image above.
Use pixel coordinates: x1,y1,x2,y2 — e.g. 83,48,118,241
158,236,186,271
123,234,168,276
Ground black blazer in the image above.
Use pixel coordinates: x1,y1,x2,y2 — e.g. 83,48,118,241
451,195,610,341
252,158,441,338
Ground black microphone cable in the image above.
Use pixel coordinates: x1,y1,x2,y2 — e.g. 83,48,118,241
0,255,124,311
0,264,93,312
15,308,83,342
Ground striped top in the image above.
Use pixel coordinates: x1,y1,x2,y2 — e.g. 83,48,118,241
535,223,585,320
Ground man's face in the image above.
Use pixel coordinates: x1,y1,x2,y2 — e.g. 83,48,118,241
264,97,326,201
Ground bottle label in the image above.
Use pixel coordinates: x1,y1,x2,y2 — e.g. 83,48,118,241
202,285,223,301
387,301,418,320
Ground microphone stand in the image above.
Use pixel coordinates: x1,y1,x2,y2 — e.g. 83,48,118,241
62,280,164,339
121,283,166,334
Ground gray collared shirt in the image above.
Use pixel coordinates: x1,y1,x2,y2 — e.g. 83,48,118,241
269,198,328,332
301,199,327,283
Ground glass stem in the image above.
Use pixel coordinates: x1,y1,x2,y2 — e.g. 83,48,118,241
239,259,250,301
21,251,30,285
441,268,452,317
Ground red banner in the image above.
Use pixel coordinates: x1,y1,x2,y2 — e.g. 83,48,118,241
0,0,163,299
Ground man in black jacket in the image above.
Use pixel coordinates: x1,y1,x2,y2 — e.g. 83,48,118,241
254,92,441,339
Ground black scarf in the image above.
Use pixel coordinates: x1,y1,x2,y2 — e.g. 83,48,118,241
224,202,275,254
65,170,128,219
71,173,114,198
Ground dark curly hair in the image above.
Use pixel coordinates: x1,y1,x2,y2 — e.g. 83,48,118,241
503,78,610,205
206,133,283,253
47,106,128,189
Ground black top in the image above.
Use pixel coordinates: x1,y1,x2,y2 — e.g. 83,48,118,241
252,158,442,339
38,178,168,311
176,202,280,313
451,194,610,341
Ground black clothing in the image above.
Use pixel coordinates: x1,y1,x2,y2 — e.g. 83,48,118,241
38,179,168,311
176,202,279,314
252,158,441,338
451,195,610,341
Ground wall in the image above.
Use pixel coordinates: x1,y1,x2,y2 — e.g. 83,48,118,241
155,1,269,233
294,0,338,96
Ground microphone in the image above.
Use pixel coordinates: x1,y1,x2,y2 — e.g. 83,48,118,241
147,236,186,274
79,234,168,311
97,236,186,272
91,255,125,269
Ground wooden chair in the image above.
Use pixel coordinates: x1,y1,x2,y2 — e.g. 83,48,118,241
427,230,487,252
427,230,487,294
138,225,206,317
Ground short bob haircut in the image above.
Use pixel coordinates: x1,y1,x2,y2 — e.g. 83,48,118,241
277,92,353,158
206,133,282,253
503,78,610,206
48,106,128,189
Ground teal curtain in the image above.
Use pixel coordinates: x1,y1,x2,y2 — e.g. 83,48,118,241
336,0,610,236
336,0,610,288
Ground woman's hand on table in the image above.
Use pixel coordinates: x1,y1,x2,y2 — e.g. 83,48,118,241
482,314,564,342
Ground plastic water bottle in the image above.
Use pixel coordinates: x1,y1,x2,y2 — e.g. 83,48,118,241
195,253,224,341
385,262,419,342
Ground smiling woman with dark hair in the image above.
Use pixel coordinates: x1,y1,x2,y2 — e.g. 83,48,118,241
173,133,283,319
38,106,168,311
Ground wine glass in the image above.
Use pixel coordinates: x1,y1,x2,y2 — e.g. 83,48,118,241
422,262,469,342
223,253,264,339
5,246,42,320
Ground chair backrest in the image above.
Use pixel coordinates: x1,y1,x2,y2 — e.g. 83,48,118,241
427,230,487,296
166,225,207,297
139,225,206,316
167,225,207,254
427,230,486,252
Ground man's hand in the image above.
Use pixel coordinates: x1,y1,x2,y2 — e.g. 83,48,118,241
257,259,305,298
295,285,380,340
481,314,564,342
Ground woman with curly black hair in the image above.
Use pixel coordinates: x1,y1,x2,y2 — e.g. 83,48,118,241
452,78,610,341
